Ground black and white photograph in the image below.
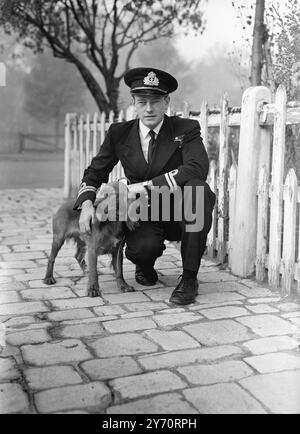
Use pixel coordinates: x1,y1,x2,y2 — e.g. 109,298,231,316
0,0,300,417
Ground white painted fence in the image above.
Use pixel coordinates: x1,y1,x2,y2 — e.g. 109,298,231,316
64,85,300,296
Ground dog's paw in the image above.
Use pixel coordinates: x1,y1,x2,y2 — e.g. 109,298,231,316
120,283,135,293
43,276,56,285
87,284,101,298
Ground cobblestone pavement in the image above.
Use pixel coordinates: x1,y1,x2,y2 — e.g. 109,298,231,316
0,188,300,414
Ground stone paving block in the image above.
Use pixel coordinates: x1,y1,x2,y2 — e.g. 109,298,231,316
0,357,20,381
21,339,92,366
93,305,127,316
124,302,169,312
3,252,46,261
184,320,252,346
0,276,13,284
0,301,49,316
61,316,117,326
288,317,300,326
246,304,279,314
80,357,142,381
198,272,239,283
88,333,158,357
244,352,300,373
107,392,197,414
246,297,281,304
237,287,274,298
0,260,37,269
0,291,20,304
4,315,37,330
6,329,50,346
28,278,74,288
152,312,202,327
35,382,112,413
282,311,300,319
240,371,300,413
25,365,83,390
21,287,76,301
199,306,250,320
121,311,153,319
47,308,95,322
183,383,266,414
196,292,245,304
143,287,174,301
50,297,105,310
243,336,299,355
178,360,253,385
139,345,243,370
277,302,300,312
103,317,157,333
51,323,105,339
110,371,187,402
0,383,30,414
190,301,243,311
0,282,26,291
236,315,299,337
103,292,150,304
0,268,23,276
198,282,248,294
144,329,199,351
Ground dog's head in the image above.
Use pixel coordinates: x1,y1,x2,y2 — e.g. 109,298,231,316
94,180,139,231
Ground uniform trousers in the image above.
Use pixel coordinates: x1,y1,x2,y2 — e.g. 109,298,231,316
125,179,216,272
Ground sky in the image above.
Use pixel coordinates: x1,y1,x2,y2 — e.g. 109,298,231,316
176,0,253,63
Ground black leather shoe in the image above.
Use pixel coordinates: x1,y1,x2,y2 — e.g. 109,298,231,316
135,264,158,286
169,276,199,305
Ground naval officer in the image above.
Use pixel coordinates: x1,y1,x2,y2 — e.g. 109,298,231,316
74,67,216,305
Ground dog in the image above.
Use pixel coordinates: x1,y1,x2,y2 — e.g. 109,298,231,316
43,180,138,297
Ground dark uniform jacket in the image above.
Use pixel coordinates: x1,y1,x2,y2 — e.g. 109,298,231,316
74,114,209,210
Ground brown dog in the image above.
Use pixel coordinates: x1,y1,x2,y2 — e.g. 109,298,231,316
43,181,138,297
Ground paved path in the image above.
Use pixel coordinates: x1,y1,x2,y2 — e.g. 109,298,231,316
0,188,300,414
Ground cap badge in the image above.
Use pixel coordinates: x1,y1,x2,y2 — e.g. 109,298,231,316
143,71,159,87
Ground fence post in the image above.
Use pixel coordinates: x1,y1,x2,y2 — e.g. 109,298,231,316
217,93,229,262
64,113,76,198
228,161,238,269
207,161,217,257
85,113,91,167
230,86,271,277
200,100,209,152
282,169,297,296
268,85,287,287
256,166,269,281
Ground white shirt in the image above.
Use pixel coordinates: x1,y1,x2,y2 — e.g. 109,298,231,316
139,119,164,163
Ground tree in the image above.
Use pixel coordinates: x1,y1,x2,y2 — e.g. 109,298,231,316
251,0,265,85
0,0,206,114
24,54,86,147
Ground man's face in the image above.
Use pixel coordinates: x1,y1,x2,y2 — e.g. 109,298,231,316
133,94,170,128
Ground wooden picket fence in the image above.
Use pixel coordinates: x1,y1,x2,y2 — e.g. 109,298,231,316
64,85,300,297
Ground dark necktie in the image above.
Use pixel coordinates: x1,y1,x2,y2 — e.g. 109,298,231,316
147,130,156,164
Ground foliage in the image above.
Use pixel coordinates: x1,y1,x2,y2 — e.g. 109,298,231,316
0,0,206,113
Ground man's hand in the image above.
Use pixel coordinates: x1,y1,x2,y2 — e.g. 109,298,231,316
79,200,95,234
127,182,148,199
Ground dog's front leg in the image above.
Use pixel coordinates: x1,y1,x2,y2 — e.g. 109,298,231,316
112,239,135,293
87,245,101,298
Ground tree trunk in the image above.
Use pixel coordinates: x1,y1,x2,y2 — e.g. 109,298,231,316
106,76,121,114
71,57,111,114
251,0,265,86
